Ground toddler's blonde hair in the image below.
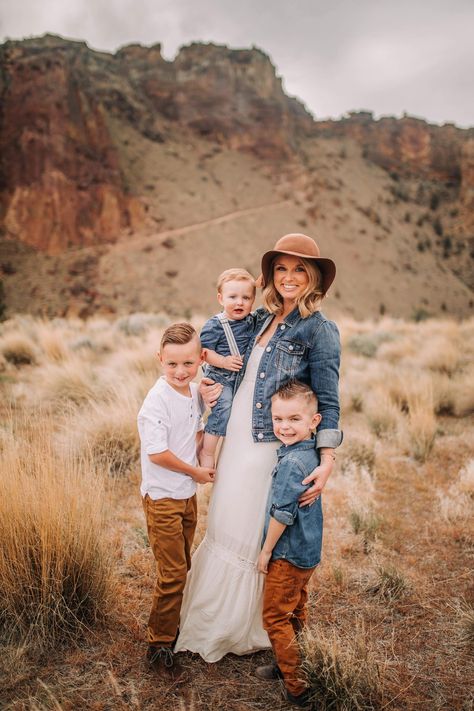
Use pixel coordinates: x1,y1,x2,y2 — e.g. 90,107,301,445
217,268,256,295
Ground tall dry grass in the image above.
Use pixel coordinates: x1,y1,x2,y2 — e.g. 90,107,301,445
0,414,115,650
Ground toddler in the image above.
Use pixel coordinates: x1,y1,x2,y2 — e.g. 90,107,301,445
199,268,256,467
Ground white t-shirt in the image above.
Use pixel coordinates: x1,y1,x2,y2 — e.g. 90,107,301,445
137,377,204,500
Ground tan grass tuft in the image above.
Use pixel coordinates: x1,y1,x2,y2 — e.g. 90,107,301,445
37,358,103,406
36,323,70,363
65,393,142,476
0,332,38,366
301,624,384,710
438,459,474,522
365,389,401,437
365,564,409,601
0,415,114,649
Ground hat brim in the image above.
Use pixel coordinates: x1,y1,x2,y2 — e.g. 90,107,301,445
260,249,336,294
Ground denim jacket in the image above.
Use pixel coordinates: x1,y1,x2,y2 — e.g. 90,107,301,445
234,307,342,449
263,440,323,569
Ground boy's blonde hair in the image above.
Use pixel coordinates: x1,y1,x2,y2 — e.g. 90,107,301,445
272,380,318,410
262,257,324,318
160,322,200,351
217,268,256,295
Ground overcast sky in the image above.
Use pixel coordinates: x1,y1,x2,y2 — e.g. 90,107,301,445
1,0,473,128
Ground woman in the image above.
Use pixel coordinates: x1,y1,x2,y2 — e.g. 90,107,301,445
175,233,342,662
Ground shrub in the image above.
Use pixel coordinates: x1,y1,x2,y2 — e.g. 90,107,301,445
115,312,168,337
347,332,393,358
301,625,383,710
0,417,114,649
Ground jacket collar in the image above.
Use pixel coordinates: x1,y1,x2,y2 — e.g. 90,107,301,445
277,438,315,458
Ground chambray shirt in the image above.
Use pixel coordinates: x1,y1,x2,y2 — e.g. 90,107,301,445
234,307,342,448
263,439,322,569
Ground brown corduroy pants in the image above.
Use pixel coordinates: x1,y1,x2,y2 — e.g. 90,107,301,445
142,494,197,646
262,559,315,696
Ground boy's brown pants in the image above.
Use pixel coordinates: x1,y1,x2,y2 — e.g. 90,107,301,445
142,494,197,647
262,559,315,697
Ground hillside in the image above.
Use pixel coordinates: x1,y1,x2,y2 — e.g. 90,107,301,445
0,34,473,320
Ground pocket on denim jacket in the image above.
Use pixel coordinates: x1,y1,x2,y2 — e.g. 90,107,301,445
275,340,306,378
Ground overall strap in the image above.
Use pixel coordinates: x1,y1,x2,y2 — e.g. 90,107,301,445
216,312,241,357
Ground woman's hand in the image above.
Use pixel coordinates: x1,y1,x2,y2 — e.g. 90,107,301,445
299,455,334,507
199,377,223,408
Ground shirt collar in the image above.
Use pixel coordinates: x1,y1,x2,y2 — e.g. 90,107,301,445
277,438,315,458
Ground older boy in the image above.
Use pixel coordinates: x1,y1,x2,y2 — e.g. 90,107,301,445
256,380,323,709
137,323,215,678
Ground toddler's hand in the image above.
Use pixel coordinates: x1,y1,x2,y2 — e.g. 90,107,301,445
223,355,243,372
257,550,271,574
192,466,215,484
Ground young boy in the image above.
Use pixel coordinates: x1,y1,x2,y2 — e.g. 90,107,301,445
199,268,256,467
137,322,215,678
256,380,323,709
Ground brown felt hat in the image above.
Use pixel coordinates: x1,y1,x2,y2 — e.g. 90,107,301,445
259,233,336,294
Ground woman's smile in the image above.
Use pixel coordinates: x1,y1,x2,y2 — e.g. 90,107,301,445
273,255,309,303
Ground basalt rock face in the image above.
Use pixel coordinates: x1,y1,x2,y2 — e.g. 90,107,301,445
315,112,471,182
0,35,145,254
1,34,473,261
0,35,314,254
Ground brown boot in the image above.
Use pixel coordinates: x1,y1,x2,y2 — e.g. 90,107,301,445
146,645,186,682
255,663,283,681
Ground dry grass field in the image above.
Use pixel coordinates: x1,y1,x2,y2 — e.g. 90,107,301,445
0,312,473,710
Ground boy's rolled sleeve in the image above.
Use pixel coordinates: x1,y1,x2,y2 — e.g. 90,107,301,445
269,456,307,527
138,399,170,455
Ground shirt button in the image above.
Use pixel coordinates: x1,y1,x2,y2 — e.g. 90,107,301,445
266,346,271,352
289,345,294,351
257,433,264,440
256,402,262,409
260,372,265,378
280,324,286,330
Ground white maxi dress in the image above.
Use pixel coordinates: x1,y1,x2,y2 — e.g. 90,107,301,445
175,345,279,662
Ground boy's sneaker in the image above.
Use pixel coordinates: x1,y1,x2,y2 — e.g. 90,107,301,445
146,645,186,682
254,663,283,681
286,688,312,709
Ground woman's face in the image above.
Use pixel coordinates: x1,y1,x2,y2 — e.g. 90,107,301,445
273,255,309,303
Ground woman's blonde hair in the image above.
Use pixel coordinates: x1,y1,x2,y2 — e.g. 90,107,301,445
262,257,324,318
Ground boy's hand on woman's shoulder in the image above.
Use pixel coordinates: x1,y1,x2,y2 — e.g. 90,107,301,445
192,466,215,484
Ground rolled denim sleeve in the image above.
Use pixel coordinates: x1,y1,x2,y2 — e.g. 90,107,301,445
200,316,221,350
269,457,306,527
309,319,341,439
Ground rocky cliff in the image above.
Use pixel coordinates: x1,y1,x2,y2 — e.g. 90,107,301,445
0,34,472,320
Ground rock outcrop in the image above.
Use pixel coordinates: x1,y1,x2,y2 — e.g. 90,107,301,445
0,35,145,253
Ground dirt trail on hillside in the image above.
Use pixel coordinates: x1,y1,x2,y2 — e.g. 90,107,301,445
114,199,292,253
